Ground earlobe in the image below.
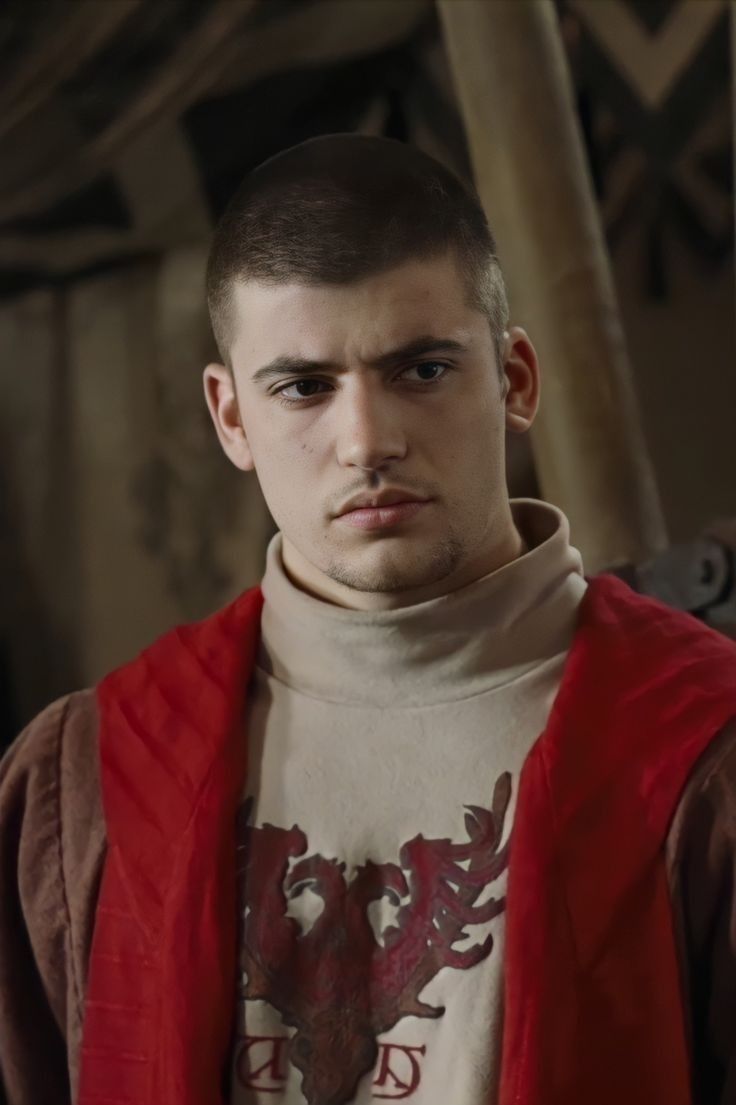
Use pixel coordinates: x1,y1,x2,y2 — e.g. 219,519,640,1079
202,362,255,472
506,405,534,433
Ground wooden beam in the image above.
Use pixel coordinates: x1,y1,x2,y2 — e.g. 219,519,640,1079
438,0,667,570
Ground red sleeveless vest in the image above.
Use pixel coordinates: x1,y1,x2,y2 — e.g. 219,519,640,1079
76,576,736,1105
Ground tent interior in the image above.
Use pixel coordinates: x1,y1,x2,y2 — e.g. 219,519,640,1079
1,0,734,740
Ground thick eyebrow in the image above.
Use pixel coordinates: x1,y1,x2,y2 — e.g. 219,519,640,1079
250,336,469,386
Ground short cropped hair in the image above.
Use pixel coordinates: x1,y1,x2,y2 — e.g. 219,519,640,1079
206,133,509,367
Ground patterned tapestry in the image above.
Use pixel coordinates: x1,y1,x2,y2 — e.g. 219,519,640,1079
1,0,731,298
561,0,731,294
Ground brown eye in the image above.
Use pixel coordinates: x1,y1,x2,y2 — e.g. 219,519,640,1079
401,361,449,383
275,379,330,405
290,380,323,398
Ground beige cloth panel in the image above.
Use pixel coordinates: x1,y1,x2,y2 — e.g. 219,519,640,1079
0,246,273,724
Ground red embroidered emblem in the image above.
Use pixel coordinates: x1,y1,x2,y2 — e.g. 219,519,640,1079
236,772,511,1105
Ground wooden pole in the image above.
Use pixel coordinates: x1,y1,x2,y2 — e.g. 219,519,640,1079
438,0,667,571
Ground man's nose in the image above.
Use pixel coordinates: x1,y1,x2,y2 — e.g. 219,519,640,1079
334,380,407,471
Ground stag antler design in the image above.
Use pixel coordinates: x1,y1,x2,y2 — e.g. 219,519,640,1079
236,772,511,1105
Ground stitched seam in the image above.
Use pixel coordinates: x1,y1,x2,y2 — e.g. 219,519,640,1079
55,692,84,1024
154,745,241,1096
538,739,579,958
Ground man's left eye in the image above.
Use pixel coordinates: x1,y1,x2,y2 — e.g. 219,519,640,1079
402,362,448,382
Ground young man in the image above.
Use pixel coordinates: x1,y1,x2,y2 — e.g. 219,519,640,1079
2,134,736,1105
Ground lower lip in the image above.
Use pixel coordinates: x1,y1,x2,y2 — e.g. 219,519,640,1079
338,501,429,530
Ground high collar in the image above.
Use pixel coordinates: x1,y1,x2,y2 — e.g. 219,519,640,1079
256,498,587,708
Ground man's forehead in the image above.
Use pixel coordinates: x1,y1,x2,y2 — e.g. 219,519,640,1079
229,257,484,368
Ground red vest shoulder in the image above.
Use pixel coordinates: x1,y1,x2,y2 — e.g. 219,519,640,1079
500,573,736,1105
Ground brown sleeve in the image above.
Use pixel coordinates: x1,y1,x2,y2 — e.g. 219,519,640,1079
0,690,105,1105
667,719,736,1105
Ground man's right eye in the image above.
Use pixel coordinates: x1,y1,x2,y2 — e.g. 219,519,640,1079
274,379,330,405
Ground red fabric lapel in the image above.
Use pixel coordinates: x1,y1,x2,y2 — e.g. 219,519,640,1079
500,574,736,1105
80,584,264,1105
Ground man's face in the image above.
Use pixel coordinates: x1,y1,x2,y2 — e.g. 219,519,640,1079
205,250,538,610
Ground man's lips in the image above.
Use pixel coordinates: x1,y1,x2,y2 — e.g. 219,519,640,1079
337,500,430,530
336,489,431,517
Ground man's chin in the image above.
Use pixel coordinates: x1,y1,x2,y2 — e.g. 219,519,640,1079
324,546,463,596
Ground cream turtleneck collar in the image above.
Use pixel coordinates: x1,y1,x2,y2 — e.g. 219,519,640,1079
255,499,586,709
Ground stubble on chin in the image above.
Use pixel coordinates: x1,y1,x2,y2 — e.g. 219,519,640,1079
323,536,465,595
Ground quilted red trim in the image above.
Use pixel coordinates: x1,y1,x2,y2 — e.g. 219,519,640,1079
499,577,736,1104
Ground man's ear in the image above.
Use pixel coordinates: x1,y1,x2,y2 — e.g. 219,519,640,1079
501,326,541,434
203,362,255,472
